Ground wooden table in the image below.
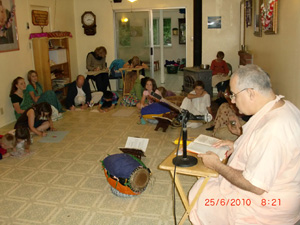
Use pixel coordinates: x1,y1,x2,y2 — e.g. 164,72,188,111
119,67,143,96
159,149,219,225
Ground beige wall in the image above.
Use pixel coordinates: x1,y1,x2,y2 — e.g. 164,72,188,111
0,0,77,127
202,0,241,71
244,0,300,108
73,0,193,76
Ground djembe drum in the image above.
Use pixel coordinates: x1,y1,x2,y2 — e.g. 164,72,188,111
102,153,151,197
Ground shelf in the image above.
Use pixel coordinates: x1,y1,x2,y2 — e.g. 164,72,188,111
50,62,68,67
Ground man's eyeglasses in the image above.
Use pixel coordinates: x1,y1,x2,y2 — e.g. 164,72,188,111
228,88,252,100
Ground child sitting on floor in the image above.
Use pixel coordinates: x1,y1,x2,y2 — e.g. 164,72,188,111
15,127,31,154
0,133,15,160
98,91,119,113
136,78,161,110
180,80,213,128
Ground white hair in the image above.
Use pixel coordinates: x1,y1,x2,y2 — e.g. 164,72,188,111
231,65,272,95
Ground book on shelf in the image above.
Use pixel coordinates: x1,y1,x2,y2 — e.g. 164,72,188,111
187,134,229,160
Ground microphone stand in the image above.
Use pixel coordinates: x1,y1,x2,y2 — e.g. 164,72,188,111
172,109,198,167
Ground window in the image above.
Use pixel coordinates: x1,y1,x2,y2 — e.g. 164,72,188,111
153,18,171,46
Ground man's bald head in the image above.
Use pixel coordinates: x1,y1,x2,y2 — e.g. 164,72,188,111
76,75,85,88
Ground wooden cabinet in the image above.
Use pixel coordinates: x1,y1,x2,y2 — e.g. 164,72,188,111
32,37,71,99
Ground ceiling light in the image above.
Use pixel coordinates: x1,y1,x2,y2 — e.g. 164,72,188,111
121,17,129,23
128,0,137,2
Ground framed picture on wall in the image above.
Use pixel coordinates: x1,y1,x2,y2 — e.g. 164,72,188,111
178,18,186,45
0,0,19,53
262,0,278,34
253,0,263,37
245,0,252,27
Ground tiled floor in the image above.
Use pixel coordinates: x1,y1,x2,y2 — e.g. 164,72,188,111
1,70,216,225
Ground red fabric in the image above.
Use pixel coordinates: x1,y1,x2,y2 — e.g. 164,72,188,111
29,31,72,39
0,135,7,155
210,59,229,75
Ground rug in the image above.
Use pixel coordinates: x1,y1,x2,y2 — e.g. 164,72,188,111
38,131,69,143
112,108,135,117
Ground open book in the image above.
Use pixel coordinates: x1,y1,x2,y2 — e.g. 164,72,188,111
119,137,149,159
187,134,229,160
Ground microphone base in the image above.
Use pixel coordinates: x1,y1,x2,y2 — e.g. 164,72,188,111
172,155,198,167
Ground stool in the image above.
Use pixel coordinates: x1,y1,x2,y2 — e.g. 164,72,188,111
154,60,159,71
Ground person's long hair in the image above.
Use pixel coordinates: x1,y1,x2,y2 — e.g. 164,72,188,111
147,78,158,91
27,70,38,92
10,77,24,97
34,102,52,120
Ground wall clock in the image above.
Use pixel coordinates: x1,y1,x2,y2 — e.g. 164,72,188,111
81,11,96,35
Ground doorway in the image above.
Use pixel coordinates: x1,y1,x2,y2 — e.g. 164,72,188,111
115,11,154,77
114,8,186,83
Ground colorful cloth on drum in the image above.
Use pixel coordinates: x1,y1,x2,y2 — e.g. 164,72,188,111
102,153,150,196
141,102,170,120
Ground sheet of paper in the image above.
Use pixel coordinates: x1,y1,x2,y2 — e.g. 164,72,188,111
125,137,149,152
90,109,99,113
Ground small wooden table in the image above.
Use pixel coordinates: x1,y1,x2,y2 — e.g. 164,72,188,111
119,67,143,96
159,149,219,225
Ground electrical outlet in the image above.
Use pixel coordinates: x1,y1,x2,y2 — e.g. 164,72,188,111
0,108,3,115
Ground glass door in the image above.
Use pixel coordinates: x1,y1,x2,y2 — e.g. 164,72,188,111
115,11,154,77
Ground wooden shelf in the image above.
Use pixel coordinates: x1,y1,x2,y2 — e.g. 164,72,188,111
32,36,71,93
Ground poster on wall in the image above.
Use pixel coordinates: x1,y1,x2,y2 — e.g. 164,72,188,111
208,16,221,29
0,0,19,53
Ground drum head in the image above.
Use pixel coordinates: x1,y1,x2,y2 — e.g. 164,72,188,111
129,167,150,193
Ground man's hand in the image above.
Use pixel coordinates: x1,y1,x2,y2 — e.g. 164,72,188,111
213,140,234,158
198,151,222,170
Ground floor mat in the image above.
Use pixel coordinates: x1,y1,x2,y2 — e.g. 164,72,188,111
38,131,69,143
112,108,135,117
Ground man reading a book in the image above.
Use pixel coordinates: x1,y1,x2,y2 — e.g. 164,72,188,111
188,65,300,225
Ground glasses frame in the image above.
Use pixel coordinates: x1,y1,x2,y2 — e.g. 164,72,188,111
229,88,251,100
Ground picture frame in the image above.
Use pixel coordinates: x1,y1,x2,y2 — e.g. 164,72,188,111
0,0,19,53
263,0,278,34
207,16,221,29
178,18,186,45
253,0,263,37
245,0,252,27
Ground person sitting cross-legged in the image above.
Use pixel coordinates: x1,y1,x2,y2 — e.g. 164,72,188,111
65,75,91,110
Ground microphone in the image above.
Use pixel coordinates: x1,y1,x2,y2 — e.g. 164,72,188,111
188,113,213,122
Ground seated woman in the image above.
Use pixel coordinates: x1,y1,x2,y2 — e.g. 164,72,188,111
206,89,251,140
122,56,149,95
120,76,149,107
86,46,109,92
211,51,230,97
26,70,63,113
136,78,161,110
14,102,55,137
10,77,33,119
123,56,149,76
180,80,213,128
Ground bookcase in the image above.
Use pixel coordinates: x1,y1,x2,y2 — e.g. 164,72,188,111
32,36,71,100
